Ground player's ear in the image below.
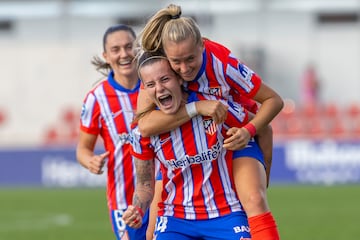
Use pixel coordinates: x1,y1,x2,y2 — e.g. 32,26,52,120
102,52,109,64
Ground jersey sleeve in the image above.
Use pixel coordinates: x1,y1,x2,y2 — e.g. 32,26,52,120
79,92,101,135
232,94,259,114
224,101,249,129
226,53,262,99
130,126,156,160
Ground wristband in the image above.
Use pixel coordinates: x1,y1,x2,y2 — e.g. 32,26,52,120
185,102,198,118
243,122,256,137
135,206,144,218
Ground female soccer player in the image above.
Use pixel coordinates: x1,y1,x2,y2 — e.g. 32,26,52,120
123,52,254,240
135,4,283,240
76,24,151,240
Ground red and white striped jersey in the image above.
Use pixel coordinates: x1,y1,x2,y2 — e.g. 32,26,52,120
131,92,248,220
80,71,140,211
183,38,261,113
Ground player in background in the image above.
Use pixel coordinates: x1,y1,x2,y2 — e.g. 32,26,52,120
123,52,253,240
76,24,151,240
135,4,283,240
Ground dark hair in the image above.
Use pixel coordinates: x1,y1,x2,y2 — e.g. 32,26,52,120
92,24,136,76
102,24,136,51
136,50,166,76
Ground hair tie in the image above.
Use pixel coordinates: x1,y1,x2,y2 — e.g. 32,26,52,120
171,13,181,19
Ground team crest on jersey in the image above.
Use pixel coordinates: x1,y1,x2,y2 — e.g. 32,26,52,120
203,117,217,135
208,87,222,97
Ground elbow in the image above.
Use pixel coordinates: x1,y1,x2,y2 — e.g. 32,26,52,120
276,95,284,113
279,98,284,112
137,119,152,137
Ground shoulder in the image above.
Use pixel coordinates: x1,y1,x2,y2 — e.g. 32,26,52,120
203,38,231,55
86,78,108,94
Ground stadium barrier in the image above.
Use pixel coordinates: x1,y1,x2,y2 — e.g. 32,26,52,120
1,138,360,187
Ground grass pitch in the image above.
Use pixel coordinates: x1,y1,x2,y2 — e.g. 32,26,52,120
0,188,113,240
0,185,359,240
267,184,360,240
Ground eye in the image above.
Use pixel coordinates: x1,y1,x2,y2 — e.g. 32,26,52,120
110,47,119,54
170,60,180,66
186,56,194,63
161,77,170,83
144,82,155,88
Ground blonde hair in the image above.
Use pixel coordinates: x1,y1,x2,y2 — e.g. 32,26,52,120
139,4,203,53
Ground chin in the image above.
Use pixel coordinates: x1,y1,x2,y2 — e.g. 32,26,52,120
161,107,176,115
182,74,195,81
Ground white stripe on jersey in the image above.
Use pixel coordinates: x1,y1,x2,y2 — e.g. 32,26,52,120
82,93,96,128
94,86,120,145
226,54,255,93
117,93,135,133
217,148,242,212
212,53,230,97
163,170,176,216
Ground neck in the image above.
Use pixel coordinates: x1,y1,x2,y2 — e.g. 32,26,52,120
114,72,138,90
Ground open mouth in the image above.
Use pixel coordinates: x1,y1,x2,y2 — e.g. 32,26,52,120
119,60,132,66
118,58,134,66
158,94,173,107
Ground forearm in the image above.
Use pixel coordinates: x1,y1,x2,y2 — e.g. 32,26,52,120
133,159,156,214
137,87,192,137
76,131,97,169
251,83,284,132
138,99,228,137
76,146,94,169
251,97,283,132
138,105,190,137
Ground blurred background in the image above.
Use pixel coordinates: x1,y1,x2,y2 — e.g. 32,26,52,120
0,0,359,147
0,0,359,239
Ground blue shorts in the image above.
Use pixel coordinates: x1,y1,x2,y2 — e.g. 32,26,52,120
154,212,251,240
233,138,265,168
110,208,149,240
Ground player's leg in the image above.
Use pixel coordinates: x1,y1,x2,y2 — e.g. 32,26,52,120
232,144,269,216
232,139,280,240
255,124,273,187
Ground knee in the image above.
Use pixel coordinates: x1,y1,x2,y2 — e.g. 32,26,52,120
241,190,269,214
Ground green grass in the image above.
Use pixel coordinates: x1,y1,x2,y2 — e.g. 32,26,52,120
0,185,359,240
0,188,113,240
267,185,360,240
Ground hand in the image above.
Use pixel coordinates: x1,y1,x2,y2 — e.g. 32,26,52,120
123,205,143,229
223,127,251,150
196,100,228,124
87,151,109,174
